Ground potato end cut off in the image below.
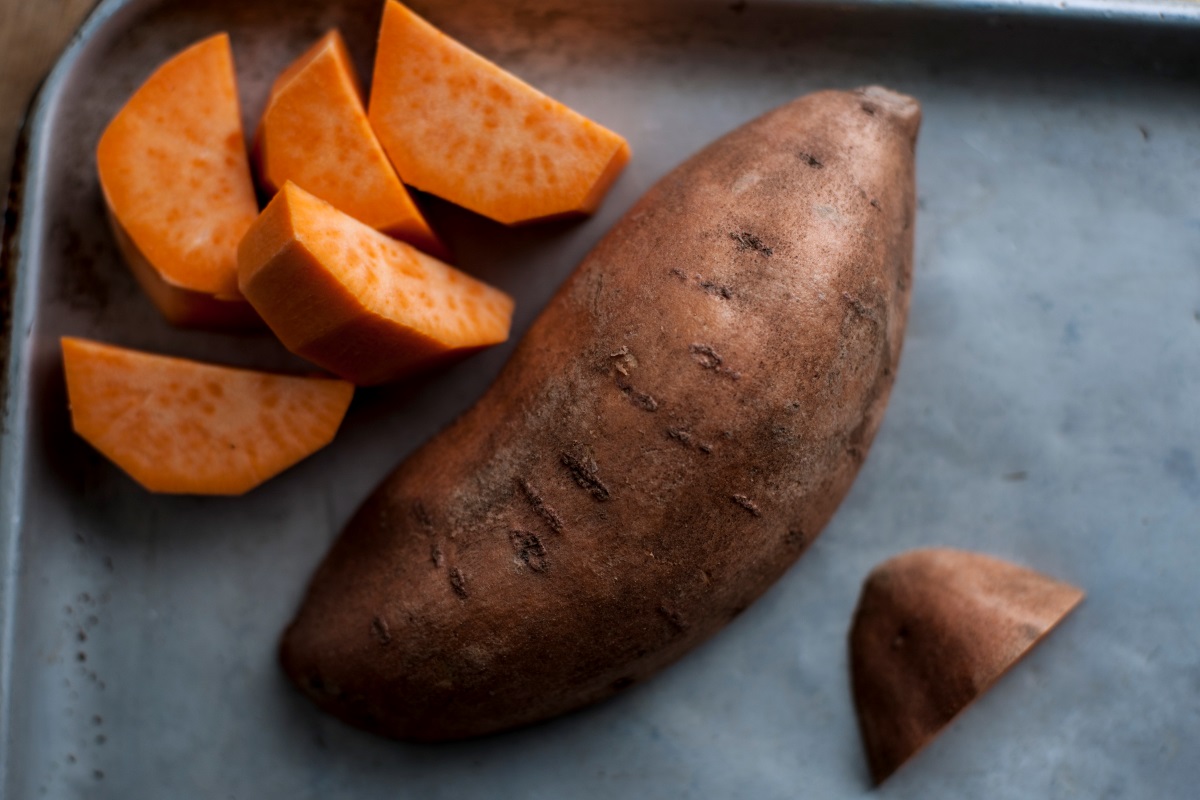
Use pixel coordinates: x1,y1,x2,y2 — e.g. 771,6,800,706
368,0,629,225
255,29,447,259
61,337,353,495
96,33,258,310
849,548,1084,784
237,182,513,386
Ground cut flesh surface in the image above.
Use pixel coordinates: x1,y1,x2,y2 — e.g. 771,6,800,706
368,0,630,225
256,29,444,256
238,182,513,385
62,337,354,495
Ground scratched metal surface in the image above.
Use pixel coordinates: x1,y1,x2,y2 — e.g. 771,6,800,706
1,0,1198,797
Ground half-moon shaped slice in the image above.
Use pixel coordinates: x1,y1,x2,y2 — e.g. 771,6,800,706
850,548,1084,783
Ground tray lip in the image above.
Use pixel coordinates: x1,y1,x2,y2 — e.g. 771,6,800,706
0,0,134,787
0,0,1197,792
832,0,1200,26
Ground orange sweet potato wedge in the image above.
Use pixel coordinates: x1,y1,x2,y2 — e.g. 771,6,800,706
850,548,1084,784
255,30,446,258
97,34,260,328
368,0,630,225
237,182,514,386
62,337,354,495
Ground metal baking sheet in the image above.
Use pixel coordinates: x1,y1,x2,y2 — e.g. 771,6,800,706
2,0,1198,797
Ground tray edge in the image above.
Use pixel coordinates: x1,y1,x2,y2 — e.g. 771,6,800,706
0,1,135,790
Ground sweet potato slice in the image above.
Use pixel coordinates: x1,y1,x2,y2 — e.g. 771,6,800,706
850,548,1084,784
96,33,260,327
255,30,445,258
237,182,514,386
368,0,630,225
62,337,353,495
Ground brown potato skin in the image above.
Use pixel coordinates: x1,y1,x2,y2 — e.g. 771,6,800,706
849,549,1084,784
281,87,921,741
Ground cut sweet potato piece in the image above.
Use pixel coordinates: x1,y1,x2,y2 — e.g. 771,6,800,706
107,210,263,329
850,548,1084,784
368,0,630,225
237,182,514,386
62,337,353,495
96,33,259,327
255,30,446,258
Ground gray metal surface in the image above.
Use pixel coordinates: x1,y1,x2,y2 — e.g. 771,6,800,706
2,0,1198,797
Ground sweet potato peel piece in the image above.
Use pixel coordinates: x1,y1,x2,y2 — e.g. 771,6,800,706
62,337,353,495
256,30,446,258
368,0,630,225
849,548,1084,784
237,182,514,386
96,34,259,325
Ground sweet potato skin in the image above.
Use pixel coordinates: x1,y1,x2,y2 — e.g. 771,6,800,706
849,549,1084,783
281,87,921,740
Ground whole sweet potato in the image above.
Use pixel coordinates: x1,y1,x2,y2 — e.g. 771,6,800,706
281,86,921,740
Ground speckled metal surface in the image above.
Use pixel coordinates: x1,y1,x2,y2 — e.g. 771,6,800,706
1,1,1198,797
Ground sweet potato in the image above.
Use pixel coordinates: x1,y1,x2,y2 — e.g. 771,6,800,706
62,337,353,495
237,182,514,386
850,549,1084,783
255,30,446,258
96,33,260,327
367,0,630,225
280,87,920,740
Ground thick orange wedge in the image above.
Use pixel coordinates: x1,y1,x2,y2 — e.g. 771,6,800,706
237,182,514,386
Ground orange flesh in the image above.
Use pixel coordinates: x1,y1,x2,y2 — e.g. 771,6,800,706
238,182,514,385
256,30,446,257
368,0,630,225
107,209,262,329
61,337,354,495
96,33,258,301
